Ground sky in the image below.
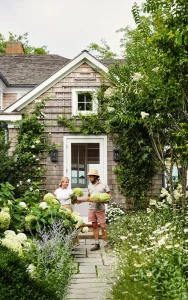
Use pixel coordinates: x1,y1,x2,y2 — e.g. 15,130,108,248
0,0,143,58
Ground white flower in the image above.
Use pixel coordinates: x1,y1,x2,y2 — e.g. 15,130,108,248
107,107,115,113
120,235,127,241
184,229,188,233
31,145,35,148
132,245,138,249
16,233,27,242
104,87,115,99
4,230,16,237
27,264,36,274
35,140,40,144
81,226,89,233
146,272,152,277
19,202,27,209
19,181,23,185
149,199,157,206
147,208,152,213
152,67,159,72
17,184,19,187
0,211,11,230
29,187,33,191
166,245,173,249
36,158,39,161
131,72,143,82
39,202,48,209
27,179,31,183
141,111,149,119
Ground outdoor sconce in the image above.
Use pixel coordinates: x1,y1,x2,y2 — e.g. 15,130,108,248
50,149,58,162
113,146,120,162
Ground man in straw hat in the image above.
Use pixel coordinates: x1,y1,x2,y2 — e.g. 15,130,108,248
78,169,111,251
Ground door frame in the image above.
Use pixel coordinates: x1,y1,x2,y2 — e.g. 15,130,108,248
63,135,107,185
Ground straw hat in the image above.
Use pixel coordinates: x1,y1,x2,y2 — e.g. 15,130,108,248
87,169,100,176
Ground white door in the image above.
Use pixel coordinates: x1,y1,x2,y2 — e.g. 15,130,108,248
64,135,107,222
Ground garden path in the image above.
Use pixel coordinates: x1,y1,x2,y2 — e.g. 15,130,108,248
65,236,116,300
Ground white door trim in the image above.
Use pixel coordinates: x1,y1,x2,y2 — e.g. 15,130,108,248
63,135,107,184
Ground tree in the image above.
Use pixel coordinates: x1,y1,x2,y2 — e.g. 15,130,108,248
88,38,118,59
0,32,48,54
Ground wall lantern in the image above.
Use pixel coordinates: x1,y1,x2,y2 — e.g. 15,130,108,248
113,146,120,162
50,149,58,162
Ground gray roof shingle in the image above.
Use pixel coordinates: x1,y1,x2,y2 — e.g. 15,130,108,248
0,54,70,86
0,54,125,86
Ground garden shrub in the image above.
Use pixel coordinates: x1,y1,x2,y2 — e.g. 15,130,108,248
0,244,57,300
107,207,188,300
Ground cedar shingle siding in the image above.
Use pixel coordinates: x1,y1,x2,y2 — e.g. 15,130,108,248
0,52,162,208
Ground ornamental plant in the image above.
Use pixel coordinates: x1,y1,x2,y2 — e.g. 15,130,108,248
71,188,84,204
107,196,188,299
0,244,55,300
25,221,76,299
106,202,125,224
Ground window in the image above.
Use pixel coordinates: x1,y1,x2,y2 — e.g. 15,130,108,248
78,92,92,111
71,143,100,187
72,88,98,115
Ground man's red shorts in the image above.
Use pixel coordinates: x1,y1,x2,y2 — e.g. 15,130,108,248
88,209,106,224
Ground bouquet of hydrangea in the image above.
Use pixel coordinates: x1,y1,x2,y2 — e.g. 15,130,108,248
89,193,110,202
71,188,84,204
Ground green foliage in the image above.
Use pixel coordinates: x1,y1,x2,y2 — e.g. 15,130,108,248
0,125,14,183
0,32,48,54
107,205,188,299
57,111,105,135
26,221,76,299
0,244,54,300
11,100,49,197
87,38,117,59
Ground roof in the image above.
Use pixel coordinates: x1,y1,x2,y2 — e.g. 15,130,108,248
4,50,109,113
0,54,70,86
0,54,125,86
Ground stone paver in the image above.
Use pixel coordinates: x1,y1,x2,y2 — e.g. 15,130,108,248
65,239,116,300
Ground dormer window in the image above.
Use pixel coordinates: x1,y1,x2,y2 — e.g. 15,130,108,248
72,88,98,116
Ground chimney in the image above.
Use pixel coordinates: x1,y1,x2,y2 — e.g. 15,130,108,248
6,41,24,54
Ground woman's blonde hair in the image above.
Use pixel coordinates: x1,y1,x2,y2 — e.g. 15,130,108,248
59,176,69,187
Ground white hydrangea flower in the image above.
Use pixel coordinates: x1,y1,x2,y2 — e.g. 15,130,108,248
131,72,143,82
184,229,188,233
16,233,27,242
39,202,48,209
81,226,89,233
0,211,11,230
1,207,10,213
27,179,31,183
4,230,16,237
141,111,149,119
31,145,35,148
152,67,159,72
19,202,27,208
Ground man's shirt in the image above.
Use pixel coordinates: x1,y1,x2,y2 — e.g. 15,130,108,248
88,180,110,210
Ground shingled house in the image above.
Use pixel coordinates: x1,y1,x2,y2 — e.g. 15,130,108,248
0,42,162,218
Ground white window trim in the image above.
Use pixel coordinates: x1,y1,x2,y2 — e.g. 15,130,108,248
63,135,107,184
72,88,98,116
